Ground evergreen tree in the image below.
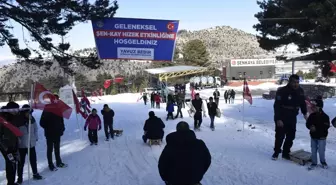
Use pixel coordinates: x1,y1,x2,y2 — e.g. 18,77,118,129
182,39,209,66
0,0,118,71
254,0,336,55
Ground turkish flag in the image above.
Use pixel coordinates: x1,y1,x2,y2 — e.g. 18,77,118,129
72,90,87,119
32,83,73,119
0,116,23,137
243,79,252,105
114,77,124,83
81,89,91,108
104,80,112,89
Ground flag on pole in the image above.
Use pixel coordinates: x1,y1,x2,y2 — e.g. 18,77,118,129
72,90,88,119
32,83,73,119
103,80,112,89
191,88,195,100
243,79,252,105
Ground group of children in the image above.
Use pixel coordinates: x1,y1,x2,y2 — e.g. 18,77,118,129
83,104,115,145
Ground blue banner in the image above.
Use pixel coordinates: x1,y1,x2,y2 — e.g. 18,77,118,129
91,17,179,61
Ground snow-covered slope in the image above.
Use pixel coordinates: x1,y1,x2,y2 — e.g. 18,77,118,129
0,93,336,185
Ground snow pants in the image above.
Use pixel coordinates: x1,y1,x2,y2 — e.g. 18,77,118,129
1,146,18,185
18,147,38,179
274,121,296,155
88,129,98,143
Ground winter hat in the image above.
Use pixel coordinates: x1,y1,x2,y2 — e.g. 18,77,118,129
22,104,33,113
314,99,324,109
6,102,19,109
289,74,300,82
148,111,155,117
176,121,190,131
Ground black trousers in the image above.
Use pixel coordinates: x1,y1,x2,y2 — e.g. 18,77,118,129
167,112,174,120
175,106,183,118
1,147,17,185
88,129,98,143
274,121,296,155
104,123,114,139
17,147,38,179
194,111,202,128
46,136,62,166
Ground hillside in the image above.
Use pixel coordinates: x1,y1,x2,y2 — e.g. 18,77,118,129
0,26,267,92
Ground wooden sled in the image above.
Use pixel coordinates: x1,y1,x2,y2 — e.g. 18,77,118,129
148,139,161,146
290,149,311,166
112,130,123,137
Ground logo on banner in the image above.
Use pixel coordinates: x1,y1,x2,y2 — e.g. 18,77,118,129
96,21,104,28
231,60,236,65
167,22,175,31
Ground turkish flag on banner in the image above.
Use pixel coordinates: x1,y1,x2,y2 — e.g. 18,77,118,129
243,79,252,105
32,83,73,119
0,116,23,137
104,80,112,89
72,90,87,119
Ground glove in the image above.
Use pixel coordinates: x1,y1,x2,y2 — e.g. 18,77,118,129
84,127,87,131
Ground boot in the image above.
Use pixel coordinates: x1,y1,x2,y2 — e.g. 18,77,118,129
33,173,43,180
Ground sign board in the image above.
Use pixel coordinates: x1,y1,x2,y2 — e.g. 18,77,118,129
230,59,284,67
59,85,74,106
92,17,179,61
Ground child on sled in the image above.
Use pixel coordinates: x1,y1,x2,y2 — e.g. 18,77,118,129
306,98,330,170
84,109,102,145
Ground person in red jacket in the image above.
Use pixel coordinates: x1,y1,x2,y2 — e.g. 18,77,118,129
155,93,161,109
84,109,101,145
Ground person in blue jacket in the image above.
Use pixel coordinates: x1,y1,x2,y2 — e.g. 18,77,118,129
166,100,175,121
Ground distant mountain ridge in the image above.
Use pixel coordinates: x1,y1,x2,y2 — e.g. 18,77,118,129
0,25,268,92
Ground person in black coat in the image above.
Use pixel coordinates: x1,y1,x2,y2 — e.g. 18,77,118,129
272,74,308,160
306,98,330,169
213,89,220,105
207,97,218,130
101,104,115,141
150,92,155,108
0,102,20,185
158,121,211,185
191,93,205,130
40,95,67,171
142,111,165,143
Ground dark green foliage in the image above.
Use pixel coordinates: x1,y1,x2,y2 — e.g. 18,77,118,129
254,0,336,53
182,39,209,66
39,76,68,93
0,0,118,72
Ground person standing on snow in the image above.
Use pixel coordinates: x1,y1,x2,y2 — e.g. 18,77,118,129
155,93,161,109
0,103,20,185
207,97,218,130
174,91,183,119
224,90,229,104
230,89,236,104
150,92,155,108
142,93,148,105
166,100,175,121
101,104,115,141
305,98,330,169
40,94,67,171
158,121,211,185
272,74,308,160
191,93,206,131
16,105,43,184
142,111,165,143
213,89,220,106
84,109,102,145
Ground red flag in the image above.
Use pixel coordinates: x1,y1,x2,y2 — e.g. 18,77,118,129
243,79,252,105
0,116,23,137
191,88,195,100
32,83,72,119
72,90,88,119
104,80,112,89
81,89,91,108
114,77,124,83
330,62,336,73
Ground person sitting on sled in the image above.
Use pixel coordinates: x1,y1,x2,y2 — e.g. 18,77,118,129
142,111,165,143
158,121,211,185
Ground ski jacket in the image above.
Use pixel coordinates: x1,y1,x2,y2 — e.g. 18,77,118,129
101,108,114,124
158,130,211,185
306,110,330,140
17,114,38,148
85,114,101,130
40,106,65,139
213,91,220,99
143,116,165,139
207,102,217,117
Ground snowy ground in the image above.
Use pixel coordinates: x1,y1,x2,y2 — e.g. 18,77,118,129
1,93,336,185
